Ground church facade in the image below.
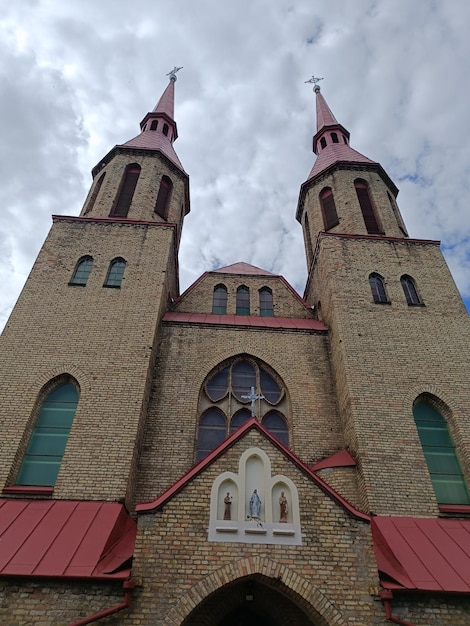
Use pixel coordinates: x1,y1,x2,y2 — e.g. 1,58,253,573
0,72,470,625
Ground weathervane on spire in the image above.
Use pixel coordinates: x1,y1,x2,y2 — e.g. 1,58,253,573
167,66,183,82
305,75,323,93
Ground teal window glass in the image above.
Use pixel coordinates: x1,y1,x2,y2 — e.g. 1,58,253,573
236,286,250,315
104,258,126,288
212,284,227,314
413,400,470,504
16,383,79,487
259,287,273,317
69,256,93,286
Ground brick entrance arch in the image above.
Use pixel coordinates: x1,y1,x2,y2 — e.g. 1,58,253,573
163,557,346,626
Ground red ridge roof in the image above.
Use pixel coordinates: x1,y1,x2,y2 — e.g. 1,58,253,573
307,143,376,181
163,311,327,331
120,133,184,171
214,262,275,276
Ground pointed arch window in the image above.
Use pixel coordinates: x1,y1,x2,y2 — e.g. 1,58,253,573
259,287,273,317
162,123,169,136
236,286,250,315
84,172,105,215
212,284,227,314
304,213,313,268
355,179,382,234
150,120,158,130
413,399,470,504
262,411,288,446
154,175,173,220
369,273,389,304
401,275,422,306
320,187,339,231
197,409,227,462
331,132,339,143
110,163,141,218
104,258,126,288
69,256,93,286
16,382,79,487
320,137,327,150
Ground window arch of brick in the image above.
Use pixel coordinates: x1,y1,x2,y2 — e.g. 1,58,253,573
236,286,250,315
259,287,273,317
369,273,389,304
84,172,105,215
401,274,422,306
104,257,127,288
69,256,93,286
319,187,339,231
16,379,80,487
413,397,470,505
154,175,173,220
355,179,382,234
110,163,141,218
196,356,289,461
212,284,227,314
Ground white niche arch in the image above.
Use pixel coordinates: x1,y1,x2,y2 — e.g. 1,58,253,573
209,447,301,545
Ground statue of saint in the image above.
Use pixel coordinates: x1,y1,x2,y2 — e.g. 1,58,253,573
279,491,288,523
224,492,232,520
249,489,261,518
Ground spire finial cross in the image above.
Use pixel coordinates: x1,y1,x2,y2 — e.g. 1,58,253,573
167,66,183,82
305,75,324,92
241,386,265,418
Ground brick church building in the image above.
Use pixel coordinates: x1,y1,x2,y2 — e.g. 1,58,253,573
1,71,470,625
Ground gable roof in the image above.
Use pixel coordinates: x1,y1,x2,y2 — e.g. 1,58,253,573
136,418,369,521
214,262,276,276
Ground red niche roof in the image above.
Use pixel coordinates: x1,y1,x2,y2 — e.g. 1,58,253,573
372,516,470,593
163,311,328,332
214,262,276,276
0,500,136,580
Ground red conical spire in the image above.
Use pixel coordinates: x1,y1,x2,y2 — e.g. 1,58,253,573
315,88,339,131
153,79,175,119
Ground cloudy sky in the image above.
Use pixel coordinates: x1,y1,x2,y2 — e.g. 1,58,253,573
1,0,470,329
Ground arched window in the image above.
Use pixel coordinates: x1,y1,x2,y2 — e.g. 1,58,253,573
331,132,339,143
413,399,470,505
162,123,169,136
236,286,250,315
212,284,227,314
84,172,105,215
401,275,422,306
387,191,408,236
150,120,158,130
369,273,389,304
304,213,313,268
104,258,126,288
320,137,327,149
154,175,173,220
320,187,339,230
69,256,93,286
197,357,288,460
355,179,382,234
110,163,141,218
259,287,273,317
16,382,79,486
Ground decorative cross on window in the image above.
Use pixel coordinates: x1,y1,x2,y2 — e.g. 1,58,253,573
241,386,265,417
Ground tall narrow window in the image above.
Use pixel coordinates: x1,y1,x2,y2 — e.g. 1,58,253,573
320,137,327,149
369,273,389,304
304,213,313,268
320,187,339,230
413,399,470,504
16,382,79,487
197,409,226,462
236,286,250,315
84,172,105,215
154,175,173,220
262,411,289,447
355,179,382,234
331,132,339,143
150,120,158,130
69,256,93,286
104,258,126,288
401,275,422,306
212,284,227,314
259,287,273,317
110,163,141,218
162,123,169,136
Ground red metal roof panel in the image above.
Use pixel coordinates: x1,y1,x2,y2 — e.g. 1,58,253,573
163,311,327,332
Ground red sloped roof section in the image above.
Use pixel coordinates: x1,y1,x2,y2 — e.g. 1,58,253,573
371,516,470,592
163,311,327,331
0,500,136,580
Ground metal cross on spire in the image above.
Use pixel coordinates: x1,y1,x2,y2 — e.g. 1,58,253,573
305,75,324,92
167,66,183,82
241,386,265,418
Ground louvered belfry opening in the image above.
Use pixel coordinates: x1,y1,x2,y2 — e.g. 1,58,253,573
320,187,339,230
110,164,141,218
355,179,382,234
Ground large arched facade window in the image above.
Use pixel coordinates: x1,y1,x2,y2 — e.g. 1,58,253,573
154,175,173,220
236,286,250,315
16,381,79,486
319,187,339,231
369,273,389,304
413,398,470,505
110,163,141,218
212,284,227,314
196,357,289,461
355,179,382,234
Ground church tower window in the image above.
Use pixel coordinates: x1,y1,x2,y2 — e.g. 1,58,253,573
154,175,173,220
355,179,382,234
162,123,169,136
369,273,389,304
212,284,227,314
69,256,93,286
110,163,141,218
150,120,158,130
16,382,79,487
401,275,422,306
413,399,470,505
84,172,105,215
320,187,339,231
236,286,250,315
259,287,273,317
320,137,327,149
331,132,339,143
104,258,126,288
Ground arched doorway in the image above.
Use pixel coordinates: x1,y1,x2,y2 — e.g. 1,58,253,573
182,574,327,625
